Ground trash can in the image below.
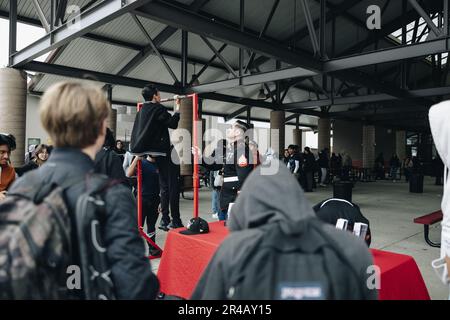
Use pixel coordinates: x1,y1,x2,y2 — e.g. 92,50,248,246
409,173,424,193
333,181,353,202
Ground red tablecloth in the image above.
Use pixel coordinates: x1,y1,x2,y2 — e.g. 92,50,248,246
157,221,430,300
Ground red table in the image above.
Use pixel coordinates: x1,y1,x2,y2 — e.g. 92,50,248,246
157,221,430,300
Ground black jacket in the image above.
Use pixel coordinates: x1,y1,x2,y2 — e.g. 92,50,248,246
303,152,316,172
15,160,39,176
10,148,159,299
94,147,128,183
318,151,329,168
202,140,254,210
130,102,180,154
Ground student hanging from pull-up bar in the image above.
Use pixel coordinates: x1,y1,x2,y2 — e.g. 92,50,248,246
130,84,183,232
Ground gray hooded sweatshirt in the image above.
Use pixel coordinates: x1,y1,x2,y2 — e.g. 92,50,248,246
191,161,377,300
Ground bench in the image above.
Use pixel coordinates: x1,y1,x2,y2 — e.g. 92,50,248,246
413,210,443,247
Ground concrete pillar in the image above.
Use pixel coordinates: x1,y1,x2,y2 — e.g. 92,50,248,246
127,106,137,115
396,130,406,160
179,98,193,177
116,106,127,114
107,107,117,135
270,110,285,158
0,68,27,166
362,124,376,168
318,118,331,151
293,128,303,149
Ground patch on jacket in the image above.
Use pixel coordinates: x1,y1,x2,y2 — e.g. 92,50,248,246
238,154,248,167
277,282,324,300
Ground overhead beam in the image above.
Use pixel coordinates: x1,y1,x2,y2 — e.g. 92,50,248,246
18,61,322,118
199,92,323,117
338,4,442,57
285,0,360,45
252,0,361,69
300,0,320,56
190,66,316,93
8,0,17,67
284,87,450,110
283,85,450,110
408,0,442,36
244,0,280,73
31,0,51,33
115,0,210,78
189,43,228,85
201,36,237,77
131,14,178,83
10,0,152,67
54,0,69,27
224,106,249,121
20,61,182,94
0,11,229,72
134,0,322,72
324,37,450,72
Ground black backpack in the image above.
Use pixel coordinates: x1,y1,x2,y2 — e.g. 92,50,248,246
0,171,117,300
226,219,368,300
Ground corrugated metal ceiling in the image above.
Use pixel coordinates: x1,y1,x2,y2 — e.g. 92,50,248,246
2,0,436,122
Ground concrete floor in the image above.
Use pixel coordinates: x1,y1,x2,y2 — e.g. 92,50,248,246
149,176,448,300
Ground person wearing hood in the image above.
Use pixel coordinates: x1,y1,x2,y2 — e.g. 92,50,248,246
429,102,450,295
191,161,377,300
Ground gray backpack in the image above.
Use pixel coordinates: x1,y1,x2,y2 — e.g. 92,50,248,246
0,172,116,300
226,219,369,300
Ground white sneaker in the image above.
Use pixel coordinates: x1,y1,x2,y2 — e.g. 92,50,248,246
212,213,218,219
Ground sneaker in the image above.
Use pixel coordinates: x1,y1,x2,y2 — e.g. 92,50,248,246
168,221,184,229
149,247,162,258
158,220,170,232
212,213,218,219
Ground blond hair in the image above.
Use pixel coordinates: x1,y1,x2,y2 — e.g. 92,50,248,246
40,81,110,149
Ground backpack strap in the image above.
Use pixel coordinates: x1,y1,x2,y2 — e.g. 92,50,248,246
308,219,366,298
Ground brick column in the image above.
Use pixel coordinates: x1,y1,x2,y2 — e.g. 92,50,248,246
293,128,303,149
362,124,376,168
270,110,285,158
396,130,406,160
107,107,117,135
318,118,331,151
0,68,27,166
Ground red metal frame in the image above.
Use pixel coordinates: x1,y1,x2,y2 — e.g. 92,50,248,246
135,94,199,259
136,102,163,260
190,93,199,219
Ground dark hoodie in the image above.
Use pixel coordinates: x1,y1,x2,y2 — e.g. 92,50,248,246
191,161,377,300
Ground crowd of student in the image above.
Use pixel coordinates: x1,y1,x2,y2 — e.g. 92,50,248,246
282,145,353,189
0,80,448,300
280,143,436,187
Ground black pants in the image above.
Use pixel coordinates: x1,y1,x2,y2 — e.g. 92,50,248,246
155,156,181,225
304,171,314,192
142,195,160,237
